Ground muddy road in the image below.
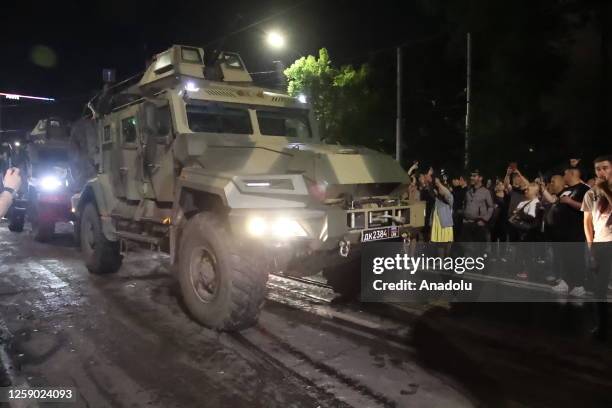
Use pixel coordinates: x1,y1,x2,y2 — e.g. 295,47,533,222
0,224,472,408
1,223,611,408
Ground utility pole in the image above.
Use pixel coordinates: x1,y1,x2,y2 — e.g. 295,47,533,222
396,47,403,163
464,33,472,171
273,60,287,91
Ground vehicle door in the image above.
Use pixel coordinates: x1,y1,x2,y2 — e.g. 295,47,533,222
118,105,142,201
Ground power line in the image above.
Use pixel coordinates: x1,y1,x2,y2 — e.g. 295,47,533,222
203,0,310,48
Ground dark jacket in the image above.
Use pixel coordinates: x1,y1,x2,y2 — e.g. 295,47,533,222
463,186,494,222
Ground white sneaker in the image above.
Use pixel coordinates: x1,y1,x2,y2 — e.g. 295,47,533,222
552,280,569,294
569,286,586,297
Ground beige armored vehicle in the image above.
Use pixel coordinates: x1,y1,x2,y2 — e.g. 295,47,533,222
71,45,424,331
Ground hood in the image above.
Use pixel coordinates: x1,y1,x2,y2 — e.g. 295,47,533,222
175,133,408,190
284,142,407,186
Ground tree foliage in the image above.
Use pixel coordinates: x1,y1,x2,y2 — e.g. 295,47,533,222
284,49,381,148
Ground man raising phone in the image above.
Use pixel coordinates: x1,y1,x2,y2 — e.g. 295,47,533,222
0,168,22,218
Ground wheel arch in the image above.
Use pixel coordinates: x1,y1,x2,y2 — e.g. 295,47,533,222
170,184,229,266
75,176,118,242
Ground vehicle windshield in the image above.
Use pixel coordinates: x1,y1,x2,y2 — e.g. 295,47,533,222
186,104,252,134
30,148,70,177
33,148,69,163
256,108,311,138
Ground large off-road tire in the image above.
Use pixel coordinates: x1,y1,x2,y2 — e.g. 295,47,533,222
80,203,122,274
322,257,361,300
8,212,25,232
178,212,268,331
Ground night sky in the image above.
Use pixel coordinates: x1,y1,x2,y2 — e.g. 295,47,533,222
1,0,610,174
0,0,430,122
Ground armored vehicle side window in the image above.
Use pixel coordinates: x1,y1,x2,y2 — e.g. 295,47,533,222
121,117,137,144
103,125,112,143
256,109,311,138
220,53,244,69
181,47,202,63
186,104,252,134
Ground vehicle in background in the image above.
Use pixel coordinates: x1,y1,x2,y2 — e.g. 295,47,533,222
6,118,82,241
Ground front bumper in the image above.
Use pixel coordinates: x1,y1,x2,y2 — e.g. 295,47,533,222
35,193,74,223
227,200,425,273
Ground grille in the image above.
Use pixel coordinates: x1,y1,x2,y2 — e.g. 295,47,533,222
205,88,237,97
346,207,410,230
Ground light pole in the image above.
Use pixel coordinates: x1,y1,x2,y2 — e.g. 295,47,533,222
265,31,289,90
464,32,472,171
396,47,403,163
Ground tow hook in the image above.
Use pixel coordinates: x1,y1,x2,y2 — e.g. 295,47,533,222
402,233,412,255
339,240,351,257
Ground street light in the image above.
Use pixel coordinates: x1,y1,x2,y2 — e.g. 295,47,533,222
266,31,286,49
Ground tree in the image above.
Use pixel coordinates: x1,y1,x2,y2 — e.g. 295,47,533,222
284,48,380,148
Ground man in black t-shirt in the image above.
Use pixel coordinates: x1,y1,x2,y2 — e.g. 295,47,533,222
544,167,590,296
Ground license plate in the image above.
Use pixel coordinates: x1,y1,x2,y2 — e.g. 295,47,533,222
361,226,399,242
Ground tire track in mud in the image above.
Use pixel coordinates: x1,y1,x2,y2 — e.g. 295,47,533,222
1,230,471,407
231,324,400,408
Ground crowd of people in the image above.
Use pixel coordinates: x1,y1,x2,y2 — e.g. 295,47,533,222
404,155,612,339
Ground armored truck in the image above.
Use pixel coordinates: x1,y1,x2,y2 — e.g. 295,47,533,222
71,45,424,331
6,118,81,240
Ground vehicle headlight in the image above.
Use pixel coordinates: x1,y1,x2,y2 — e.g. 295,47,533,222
246,216,307,239
40,175,63,192
246,216,268,237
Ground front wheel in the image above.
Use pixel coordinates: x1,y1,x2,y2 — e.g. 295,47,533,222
80,203,122,274
32,219,55,242
178,213,268,331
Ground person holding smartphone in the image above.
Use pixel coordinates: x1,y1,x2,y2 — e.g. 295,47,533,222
430,176,454,256
542,167,590,296
0,168,22,218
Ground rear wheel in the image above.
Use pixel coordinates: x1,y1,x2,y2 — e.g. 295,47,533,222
8,211,25,232
80,203,122,274
178,212,268,331
32,218,55,242
323,257,361,300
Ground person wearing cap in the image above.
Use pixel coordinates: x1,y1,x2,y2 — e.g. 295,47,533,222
1,168,22,218
461,169,494,242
